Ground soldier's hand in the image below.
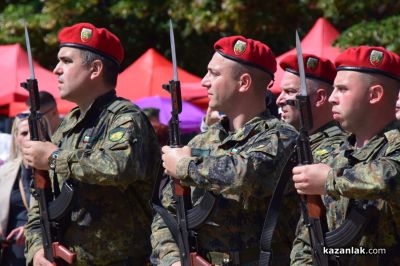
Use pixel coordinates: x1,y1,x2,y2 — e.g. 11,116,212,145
161,145,191,178
33,248,53,266
292,163,331,195
171,262,182,266
22,140,58,170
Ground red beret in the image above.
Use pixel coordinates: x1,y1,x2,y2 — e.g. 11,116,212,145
335,46,400,82
280,53,336,84
214,36,276,79
58,22,124,66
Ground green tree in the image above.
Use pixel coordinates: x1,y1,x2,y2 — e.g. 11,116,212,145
308,0,400,53
2,0,400,76
0,0,322,76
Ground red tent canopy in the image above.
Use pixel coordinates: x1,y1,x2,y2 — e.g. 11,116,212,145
270,18,341,94
0,44,75,116
116,48,207,103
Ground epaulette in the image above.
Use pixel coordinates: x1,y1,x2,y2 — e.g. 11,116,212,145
106,97,140,114
324,125,343,137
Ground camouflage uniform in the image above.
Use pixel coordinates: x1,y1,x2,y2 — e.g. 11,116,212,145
310,121,347,155
151,110,298,266
291,120,400,265
25,90,160,265
291,120,348,266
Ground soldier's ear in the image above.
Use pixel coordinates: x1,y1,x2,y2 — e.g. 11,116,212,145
90,60,103,80
238,73,251,92
369,84,384,104
314,88,328,107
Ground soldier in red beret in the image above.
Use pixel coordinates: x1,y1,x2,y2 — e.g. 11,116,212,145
152,36,298,265
292,46,400,265
277,53,347,156
22,23,160,265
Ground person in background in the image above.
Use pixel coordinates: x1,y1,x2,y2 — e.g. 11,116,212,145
0,113,50,266
143,107,169,147
25,91,62,135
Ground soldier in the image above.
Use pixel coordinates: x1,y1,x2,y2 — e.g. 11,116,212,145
276,53,347,154
22,22,160,265
151,36,298,265
291,46,400,265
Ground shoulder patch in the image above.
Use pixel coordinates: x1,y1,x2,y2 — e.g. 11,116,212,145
314,148,330,156
109,127,127,142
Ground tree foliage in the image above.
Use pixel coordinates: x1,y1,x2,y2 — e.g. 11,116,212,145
1,0,399,76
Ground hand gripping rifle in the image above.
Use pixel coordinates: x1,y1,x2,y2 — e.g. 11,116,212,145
162,20,212,266
294,31,331,266
20,24,75,265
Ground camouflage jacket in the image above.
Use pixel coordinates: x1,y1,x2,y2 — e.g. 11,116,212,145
25,90,160,266
291,120,347,266
291,120,400,266
310,120,348,157
151,111,298,266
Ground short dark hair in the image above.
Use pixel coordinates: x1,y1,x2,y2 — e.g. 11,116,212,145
80,49,119,87
25,91,56,109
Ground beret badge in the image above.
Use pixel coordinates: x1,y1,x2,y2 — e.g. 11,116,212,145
80,28,93,42
306,57,319,70
369,50,383,66
233,40,247,55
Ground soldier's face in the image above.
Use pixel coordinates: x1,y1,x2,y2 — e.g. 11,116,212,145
53,47,92,102
277,72,301,129
329,71,370,132
201,53,241,113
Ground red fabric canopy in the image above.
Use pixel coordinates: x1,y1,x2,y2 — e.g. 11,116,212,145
0,44,76,116
270,18,341,94
116,48,207,103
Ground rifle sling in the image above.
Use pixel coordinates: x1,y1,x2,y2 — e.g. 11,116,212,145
151,173,218,244
48,179,76,221
259,153,372,265
259,142,297,265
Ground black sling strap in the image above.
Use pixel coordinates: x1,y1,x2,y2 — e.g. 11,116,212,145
259,142,297,265
151,169,219,245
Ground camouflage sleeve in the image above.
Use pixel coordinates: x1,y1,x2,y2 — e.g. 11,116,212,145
24,199,43,265
54,112,156,188
290,214,313,266
325,151,400,201
175,133,282,199
150,179,181,266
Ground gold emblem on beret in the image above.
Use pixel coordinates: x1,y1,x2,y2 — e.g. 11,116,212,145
233,40,247,55
370,50,383,66
80,28,92,42
306,57,319,70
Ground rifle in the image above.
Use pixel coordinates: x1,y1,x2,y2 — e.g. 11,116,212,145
294,31,331,266
20,24,75,265
162,20,212,266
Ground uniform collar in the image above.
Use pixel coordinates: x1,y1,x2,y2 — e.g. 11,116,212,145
343,119,399,161
217,109,274,144
58,90,117,133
